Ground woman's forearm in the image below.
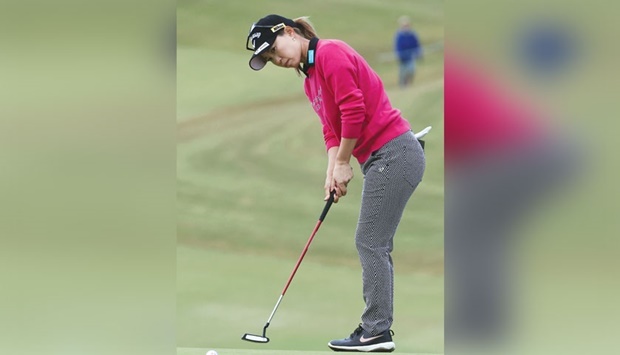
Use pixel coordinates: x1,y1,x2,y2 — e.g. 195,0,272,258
327,146,338,173
336,138,357,164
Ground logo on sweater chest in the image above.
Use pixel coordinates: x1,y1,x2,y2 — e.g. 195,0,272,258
311,86,323,113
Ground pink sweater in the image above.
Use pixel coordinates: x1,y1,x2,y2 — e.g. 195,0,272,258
445,50,547,165
304,39,411,164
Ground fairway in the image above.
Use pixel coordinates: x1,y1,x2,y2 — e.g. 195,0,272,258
178,348,440,355
177,0,444,353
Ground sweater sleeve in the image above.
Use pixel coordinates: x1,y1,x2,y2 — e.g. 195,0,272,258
320,43,366,139
322,124,340,151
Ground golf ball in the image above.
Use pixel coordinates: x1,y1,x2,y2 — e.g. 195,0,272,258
206,351,218,355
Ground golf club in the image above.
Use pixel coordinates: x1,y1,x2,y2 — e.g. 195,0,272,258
414,125,432,150
242,190,336,343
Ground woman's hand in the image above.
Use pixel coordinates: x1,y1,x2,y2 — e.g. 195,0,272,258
329,161,354,203
324,171,334,201
324,138,356,203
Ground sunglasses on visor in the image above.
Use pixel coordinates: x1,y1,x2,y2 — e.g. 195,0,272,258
246,23,286,50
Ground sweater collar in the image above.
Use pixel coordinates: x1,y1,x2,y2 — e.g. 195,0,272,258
301,37,319,77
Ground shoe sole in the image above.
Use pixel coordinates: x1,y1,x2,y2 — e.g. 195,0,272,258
327,341,395,353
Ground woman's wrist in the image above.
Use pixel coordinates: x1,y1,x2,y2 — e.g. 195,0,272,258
335,159,351,165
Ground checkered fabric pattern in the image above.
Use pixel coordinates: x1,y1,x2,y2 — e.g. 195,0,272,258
355,131,426,335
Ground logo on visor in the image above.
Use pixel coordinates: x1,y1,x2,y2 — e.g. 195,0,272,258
249,32,261,49
254,41,270,55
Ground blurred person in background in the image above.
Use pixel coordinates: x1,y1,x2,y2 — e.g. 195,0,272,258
246,14,426,352
444,47,580,354
394,16,422,88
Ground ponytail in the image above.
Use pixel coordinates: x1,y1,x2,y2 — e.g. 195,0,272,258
285,17,318,76
293,17,318,40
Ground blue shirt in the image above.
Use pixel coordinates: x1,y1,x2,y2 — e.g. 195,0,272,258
394,30,420,63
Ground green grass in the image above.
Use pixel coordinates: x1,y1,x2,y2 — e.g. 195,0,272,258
177,247,443,352
178,348,440,355
177,0,443,353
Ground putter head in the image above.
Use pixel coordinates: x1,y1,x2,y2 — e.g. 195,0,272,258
241,333,269,343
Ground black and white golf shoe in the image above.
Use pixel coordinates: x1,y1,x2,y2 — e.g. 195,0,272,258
327,324,395,352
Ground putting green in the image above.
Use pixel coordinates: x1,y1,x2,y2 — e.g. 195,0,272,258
178,348,441,355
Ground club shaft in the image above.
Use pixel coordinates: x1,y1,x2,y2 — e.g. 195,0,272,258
266,294,283,325
261,193,334,330
281,220,323,296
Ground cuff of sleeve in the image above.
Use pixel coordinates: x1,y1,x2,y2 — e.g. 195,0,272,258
325,139,339,151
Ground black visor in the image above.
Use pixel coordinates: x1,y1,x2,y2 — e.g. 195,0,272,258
245,15,297,70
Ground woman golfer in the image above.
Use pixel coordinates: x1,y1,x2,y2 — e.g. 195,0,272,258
246,14,425,352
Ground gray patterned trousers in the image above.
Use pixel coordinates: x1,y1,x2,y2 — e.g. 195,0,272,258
356,130,426,335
